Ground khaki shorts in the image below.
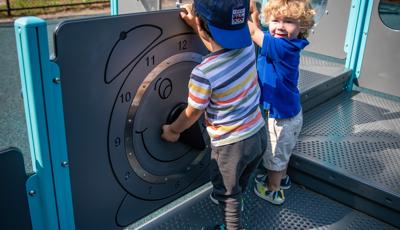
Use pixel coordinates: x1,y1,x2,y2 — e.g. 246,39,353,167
262,110,303,171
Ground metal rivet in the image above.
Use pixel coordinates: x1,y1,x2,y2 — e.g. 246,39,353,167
28,190,36,196
61,161,69,167
53,77,61,84
325,10,329,15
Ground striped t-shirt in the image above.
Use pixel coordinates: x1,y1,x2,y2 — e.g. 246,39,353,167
188,44,265,147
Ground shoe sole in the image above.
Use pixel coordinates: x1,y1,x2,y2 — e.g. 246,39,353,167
253,186,285,205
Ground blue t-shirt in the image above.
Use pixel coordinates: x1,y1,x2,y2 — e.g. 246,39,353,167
257,32,309,118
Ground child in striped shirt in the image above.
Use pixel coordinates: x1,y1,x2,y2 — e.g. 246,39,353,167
161,0,267,229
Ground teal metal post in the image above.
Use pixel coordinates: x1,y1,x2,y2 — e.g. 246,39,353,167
14,17,75,230
110,0,118,15
344,0,373,90
352,0,374,86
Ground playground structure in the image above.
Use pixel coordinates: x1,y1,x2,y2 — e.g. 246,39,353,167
1,0,400,229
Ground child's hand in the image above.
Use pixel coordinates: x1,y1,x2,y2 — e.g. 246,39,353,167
161,124,180,142
249,0,260,28
248,17,259,37
247,0,264,47
179,4,197,32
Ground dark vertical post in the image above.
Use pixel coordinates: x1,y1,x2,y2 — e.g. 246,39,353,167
6,0,11,16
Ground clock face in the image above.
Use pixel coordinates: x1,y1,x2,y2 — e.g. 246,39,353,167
106,28,210,200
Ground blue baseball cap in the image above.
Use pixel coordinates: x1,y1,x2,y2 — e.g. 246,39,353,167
194,0,252,49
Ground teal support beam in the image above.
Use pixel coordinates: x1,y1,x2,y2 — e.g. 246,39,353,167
110,0,118,15
353,0,374,85
14,17,75,230
344,0,373,91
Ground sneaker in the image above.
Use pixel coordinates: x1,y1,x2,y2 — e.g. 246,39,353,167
254,174,291,190
201,224,246,230
209,192,244,212
201,224,225,230
254,183,285,205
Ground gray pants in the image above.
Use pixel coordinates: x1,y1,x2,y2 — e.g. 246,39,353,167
210,127,267,230
262,110,303,171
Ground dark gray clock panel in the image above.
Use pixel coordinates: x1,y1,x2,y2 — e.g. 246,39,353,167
53,9,210,228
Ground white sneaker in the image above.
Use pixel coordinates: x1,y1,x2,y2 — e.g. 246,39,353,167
254,183,285,205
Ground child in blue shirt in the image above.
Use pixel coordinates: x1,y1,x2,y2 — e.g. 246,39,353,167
248,0,315,205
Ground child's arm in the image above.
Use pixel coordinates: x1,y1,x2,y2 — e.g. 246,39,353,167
180,4,213,51
248,0,264,47
161,105,204,142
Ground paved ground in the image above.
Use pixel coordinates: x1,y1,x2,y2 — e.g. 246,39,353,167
0,10,109,173
0,0,110,22
0,4,110,23
0,22,31,172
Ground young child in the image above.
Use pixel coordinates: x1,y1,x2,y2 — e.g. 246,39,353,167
161,0,267,229
248,0,315,205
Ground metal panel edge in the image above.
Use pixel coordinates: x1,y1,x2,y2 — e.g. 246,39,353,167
46,61,75,230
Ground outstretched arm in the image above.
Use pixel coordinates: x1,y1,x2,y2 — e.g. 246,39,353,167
180,4,213,51
161,105,204,142
248,0,264,47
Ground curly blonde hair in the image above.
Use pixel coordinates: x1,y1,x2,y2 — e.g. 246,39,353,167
263,0,315,39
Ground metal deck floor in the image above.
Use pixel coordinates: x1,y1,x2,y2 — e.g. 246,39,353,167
289,88,400,228
295,88,400,197
132,177,396,230
128,85,400,230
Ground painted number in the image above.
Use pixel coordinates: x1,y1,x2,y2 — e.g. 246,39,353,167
146,56,155,66
120,92,131,103
178,40,188,50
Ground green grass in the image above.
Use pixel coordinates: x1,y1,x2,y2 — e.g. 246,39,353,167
0,0,109,18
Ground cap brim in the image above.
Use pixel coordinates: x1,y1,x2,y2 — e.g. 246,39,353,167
208,24,252,49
